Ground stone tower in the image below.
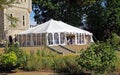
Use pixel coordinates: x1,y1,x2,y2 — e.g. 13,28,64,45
0,0,32,43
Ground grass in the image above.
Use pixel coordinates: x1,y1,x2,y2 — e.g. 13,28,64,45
0,46,56,54
0,45,88,54
64,45,88,51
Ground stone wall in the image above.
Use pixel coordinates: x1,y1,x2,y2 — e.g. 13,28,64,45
0,10,4,41
4,7,30,30
0,0,32,42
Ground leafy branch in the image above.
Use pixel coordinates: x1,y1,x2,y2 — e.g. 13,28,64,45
0,0,15,10
6,14,19,28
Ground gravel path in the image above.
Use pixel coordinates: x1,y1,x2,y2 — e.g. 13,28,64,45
0,72,66,75
0,72,67,75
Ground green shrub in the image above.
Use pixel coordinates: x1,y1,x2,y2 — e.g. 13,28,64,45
52,56,67,72
36,49,57,57
111,33,120,51
23,50,55,71
0,51,17,71
41,57,54,69
18,51,28,67
77,41,118,74
4,43,21,54
63,55,81,74
4,43,28,67
52,55,82,74
23,55,42,71
112,33,120,45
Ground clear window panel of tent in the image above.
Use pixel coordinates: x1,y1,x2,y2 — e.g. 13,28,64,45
23,35,26,46
48,33,53,45
60,33,65,44
54,33,59,44
27,34,31,46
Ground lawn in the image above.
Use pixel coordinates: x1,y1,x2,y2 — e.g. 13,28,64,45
0,46,55,54
0,45,88,54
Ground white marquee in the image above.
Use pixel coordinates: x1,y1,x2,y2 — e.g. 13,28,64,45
18,19,93,46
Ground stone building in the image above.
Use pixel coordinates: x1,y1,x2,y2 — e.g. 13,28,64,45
0,0,32,43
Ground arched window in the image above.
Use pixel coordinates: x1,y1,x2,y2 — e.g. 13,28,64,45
77,33,79,44
60,33,65,44
32,34,36,46
37,34,42,46
48,33,53,45
79,33,82,44
54,33,59,44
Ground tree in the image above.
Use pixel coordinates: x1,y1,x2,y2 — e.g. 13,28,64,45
6,14,19,28
84,0,120,41
0,51,17,71
32,0,95,27
105,0,120,37
33,0,120,41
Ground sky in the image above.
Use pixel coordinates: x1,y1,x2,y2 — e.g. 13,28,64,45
30,11,36,25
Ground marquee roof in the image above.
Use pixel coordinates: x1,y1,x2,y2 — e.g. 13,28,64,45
19,19,92,35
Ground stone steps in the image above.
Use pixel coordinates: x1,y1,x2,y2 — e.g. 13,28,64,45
48,45,74,55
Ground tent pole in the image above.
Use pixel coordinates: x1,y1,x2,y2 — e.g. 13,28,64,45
21,35,23,46
30,34,32,46
36,34,37,46
46,33,48,46
75,33,77,45
59,33,60,45
17,35,20,45
65,32,67,45
80,33,81,44
41,34,42,45
17,35,19,43
78,33,80,44
26,35,27,47
84,34,85,44
77,34,79,44
52,33,54,45
90,35,93,42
